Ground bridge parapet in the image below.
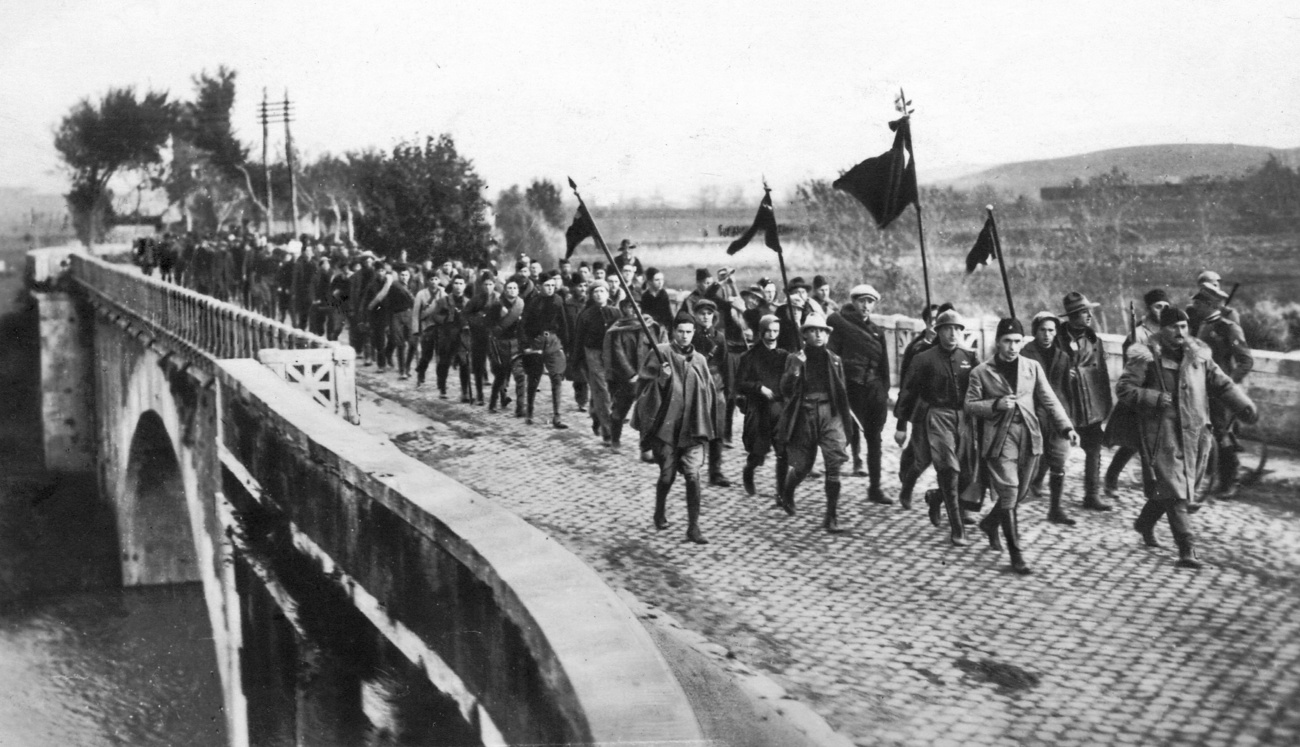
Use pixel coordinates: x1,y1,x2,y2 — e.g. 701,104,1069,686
64,251,359,423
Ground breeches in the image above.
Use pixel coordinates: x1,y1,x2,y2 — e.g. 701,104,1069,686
524,333,566,378
742,399,783,460
785,402,849,478
925,407,964,473
986,417,1041,509
658,442,705,484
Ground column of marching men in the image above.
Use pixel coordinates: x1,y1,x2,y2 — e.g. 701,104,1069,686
134,231,1259,573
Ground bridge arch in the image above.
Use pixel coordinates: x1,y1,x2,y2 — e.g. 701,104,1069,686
120,409,198,584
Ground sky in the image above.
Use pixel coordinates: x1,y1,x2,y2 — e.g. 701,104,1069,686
1,0,1297,206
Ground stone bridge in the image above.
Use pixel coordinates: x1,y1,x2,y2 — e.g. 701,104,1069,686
29,247,706,746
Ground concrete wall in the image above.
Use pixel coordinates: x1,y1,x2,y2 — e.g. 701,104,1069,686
36,292,97,471
217,359,704,747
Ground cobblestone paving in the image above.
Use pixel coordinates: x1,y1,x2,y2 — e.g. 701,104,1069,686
357,367,1300,746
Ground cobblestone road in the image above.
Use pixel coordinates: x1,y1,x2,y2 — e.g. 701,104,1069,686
357,367,1300,746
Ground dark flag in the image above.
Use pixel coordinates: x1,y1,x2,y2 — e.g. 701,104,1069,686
564,202,596,259
833,117,918,229
966,216,996,274
726,190,783,256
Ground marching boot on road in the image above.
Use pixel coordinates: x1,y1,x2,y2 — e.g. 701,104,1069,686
828,284,893,505
775,314,853,534
966,318,1077,575
1116,307,1257,569
1020,311,1078,526
1059,292,1115,512
632,312,721,545
895,309,979,546
735,315,790,501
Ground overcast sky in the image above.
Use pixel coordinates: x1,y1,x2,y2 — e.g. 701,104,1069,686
2,0,1296,205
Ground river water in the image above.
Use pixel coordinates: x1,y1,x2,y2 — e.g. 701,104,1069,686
0,253,226,745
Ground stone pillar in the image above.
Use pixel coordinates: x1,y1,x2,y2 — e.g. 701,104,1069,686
36,291,96,471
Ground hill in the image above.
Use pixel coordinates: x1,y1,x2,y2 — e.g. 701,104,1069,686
934,144,1300,199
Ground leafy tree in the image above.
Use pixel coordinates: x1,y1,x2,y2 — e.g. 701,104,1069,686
353,135,493,265
525,179,565,229
54,87,175,244
496,185,554,259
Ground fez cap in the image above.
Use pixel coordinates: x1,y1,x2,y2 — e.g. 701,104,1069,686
786,276,811,293
996,317,1025,339
696,268,713,282
1159,307,1191,327
813,274,829,288
673,311,697,327
1144,288,1170,307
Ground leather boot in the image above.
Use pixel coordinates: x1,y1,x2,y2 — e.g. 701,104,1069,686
653,480,670,530
515,380,527,418
1218,448,1241,499
708,440,731,487
939,469,966,546
1174,532,1202,569
824,481,845,534
925,488,943,528
781,469,804,517
979,506,1004,551
1133,500,1164,547
684,478,708,544
898,470,918,510
774,456,790,511
550,379,568,429
1002,508,1031,574
475,375,485,405
1082,448,1112,510
524,381,537,425
1105,447,1134,497
742,455,759,496
609,420,623,449
1047,473,1076,526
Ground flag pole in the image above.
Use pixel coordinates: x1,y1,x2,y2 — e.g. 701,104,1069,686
897,89,933,313
763,180,793,301
568,177,665,365
986,206,1015,318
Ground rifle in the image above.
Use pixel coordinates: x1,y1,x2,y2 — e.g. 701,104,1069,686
1225,282,1240,307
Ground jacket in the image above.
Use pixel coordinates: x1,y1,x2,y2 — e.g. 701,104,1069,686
895,344,980,423
605,316,666,384
775,347,851,446
827,304,889,385
633,342,718,448
1059,323,1113,427
1116,337,1253,503
965,355,1073,459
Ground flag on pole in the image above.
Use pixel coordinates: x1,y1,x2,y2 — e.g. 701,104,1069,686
564,202,596,259
966,216,996,274
832,117,918,229
726,190,783,256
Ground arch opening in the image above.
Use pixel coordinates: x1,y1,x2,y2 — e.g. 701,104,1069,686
122,410,197,584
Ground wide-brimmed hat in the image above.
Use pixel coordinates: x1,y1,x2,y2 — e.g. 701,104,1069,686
934,309,965,330
800,313,832,332
740,285,766,302
1062,291,1101,316
849,283,880,302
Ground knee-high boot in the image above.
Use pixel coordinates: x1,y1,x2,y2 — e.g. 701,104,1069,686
1047,472,1075,526
781,467,805,517
1106,446,1135,494
1083,448,1112,510
515,378,527,418
474,372,485,405
684,477,707,544
653,480,671,530
1218,448,1241,498
774,455,789,510
867,437,887,502
708,440,731,487
898,467,918,510
525,376,538,424
742,454,761,496
979,505,1004,551
1001,508,1031,574
550,378,568,429
1167,501,1201,569
1133,500,1165,547
939,469,966,546
824,480,845,534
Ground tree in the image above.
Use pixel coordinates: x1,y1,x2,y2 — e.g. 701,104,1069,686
496,185,554,259
353,134,493,265
54,86,175,244
164,67,253,233
524,179,565,229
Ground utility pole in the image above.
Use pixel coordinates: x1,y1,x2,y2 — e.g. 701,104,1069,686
283,91,300,236
258,89,274,233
